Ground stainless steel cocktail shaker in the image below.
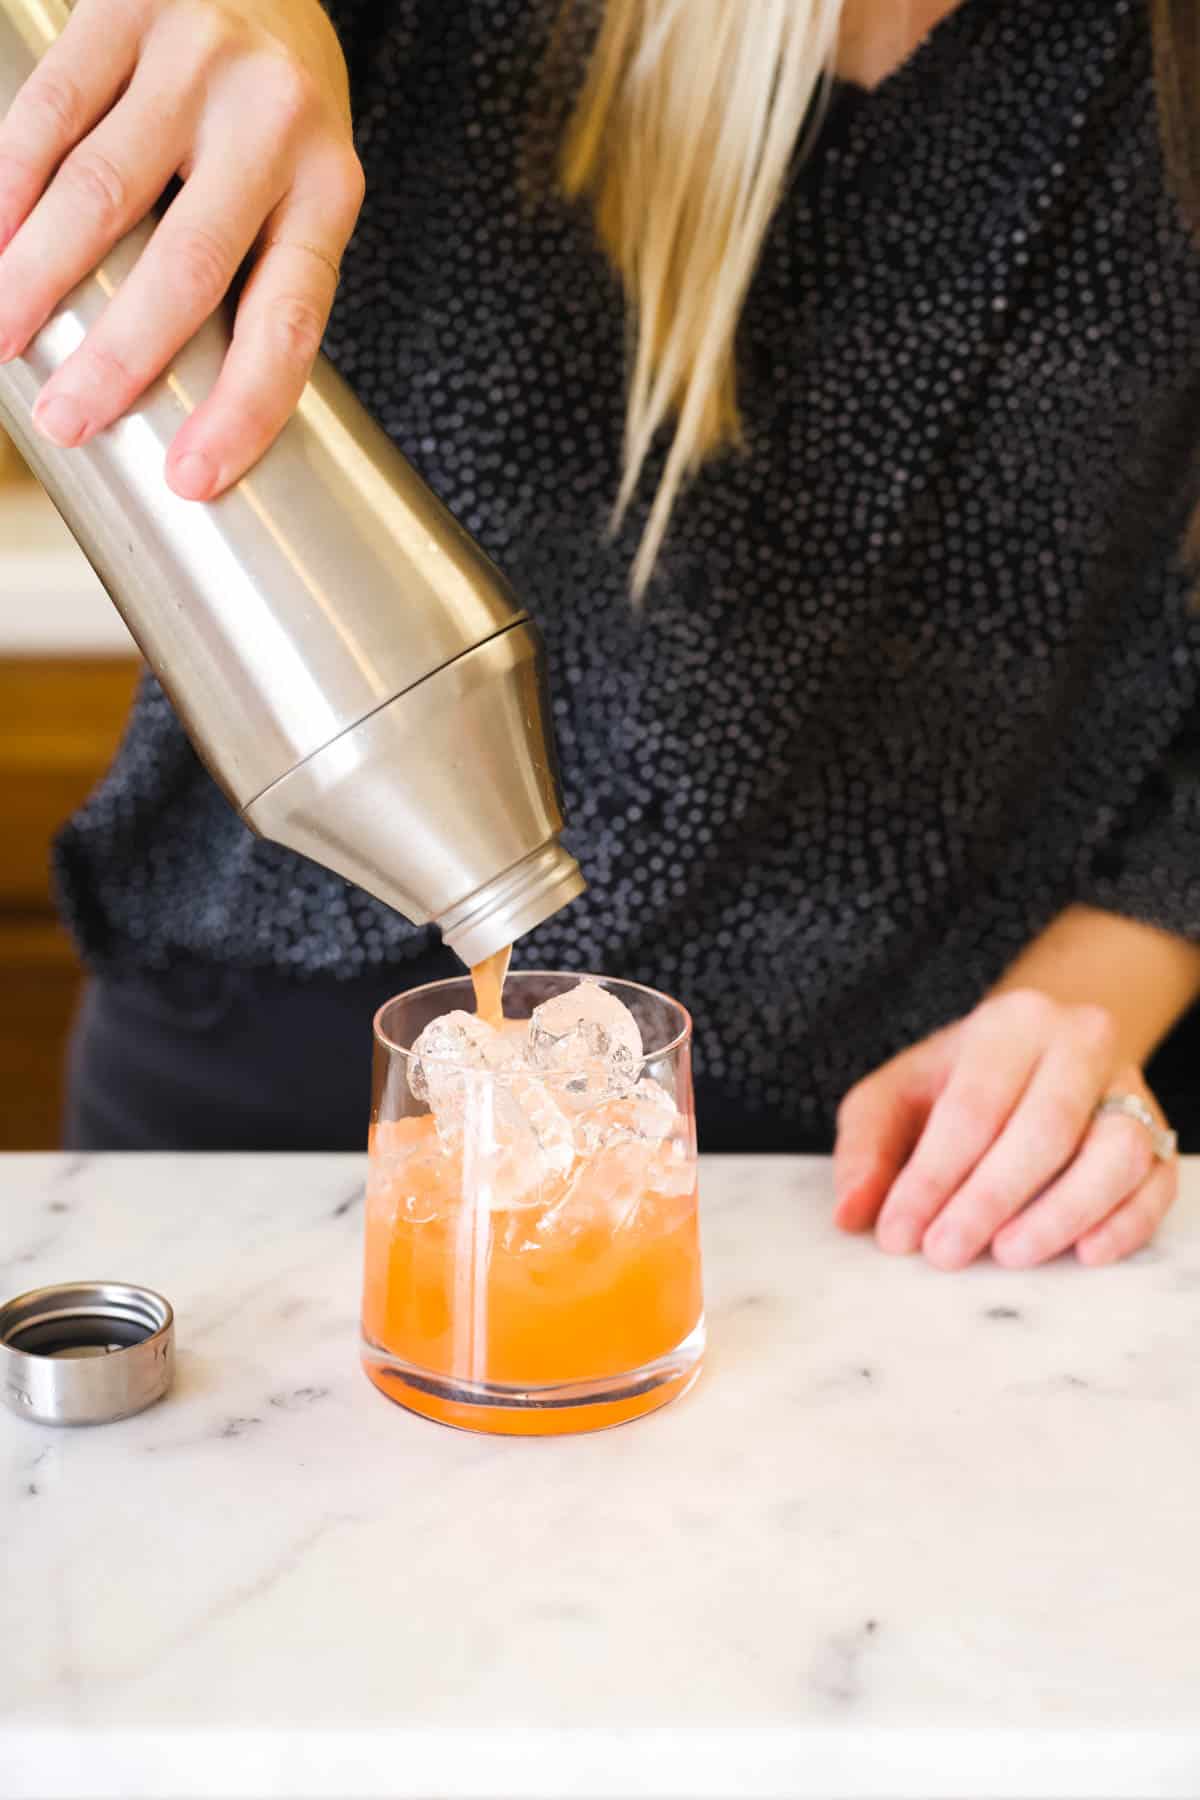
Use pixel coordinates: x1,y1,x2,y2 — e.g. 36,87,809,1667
0,0,584,967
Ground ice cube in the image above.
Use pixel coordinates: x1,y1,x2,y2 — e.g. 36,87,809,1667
368,1117,461,1225
526,979,644,1110
498,1073,576,1180
543,1137,657,1235
498,1017,532,1051
409,1014,576,1209
452,1072,575,1211
576,1077,677,1155
535,1074,692,1237
408,1010,514,1110
646,1136,697,1199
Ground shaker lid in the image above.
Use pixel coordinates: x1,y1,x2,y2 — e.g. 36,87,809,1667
0,1281,174,1426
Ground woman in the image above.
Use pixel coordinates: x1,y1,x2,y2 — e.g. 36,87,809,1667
1,0,1196,1270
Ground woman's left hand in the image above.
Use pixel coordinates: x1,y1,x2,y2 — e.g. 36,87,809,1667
832,989,1178,1269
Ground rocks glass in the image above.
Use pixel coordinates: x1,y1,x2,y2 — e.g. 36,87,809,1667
362,972,703,1435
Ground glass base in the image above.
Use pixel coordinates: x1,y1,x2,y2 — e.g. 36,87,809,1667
361,1318,705,1437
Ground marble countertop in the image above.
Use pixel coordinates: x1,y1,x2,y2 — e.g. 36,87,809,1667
2,1152,1199,1800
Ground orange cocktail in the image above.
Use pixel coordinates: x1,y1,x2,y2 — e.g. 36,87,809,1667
361,973,704,1435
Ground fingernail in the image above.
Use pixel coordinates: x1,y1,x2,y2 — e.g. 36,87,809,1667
33,392,86,446
924,1223,968,1268
878,1215,920,1255
169,449,217,501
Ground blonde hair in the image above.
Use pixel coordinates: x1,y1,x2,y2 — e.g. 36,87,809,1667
562,0,846,594
560,3,1200,588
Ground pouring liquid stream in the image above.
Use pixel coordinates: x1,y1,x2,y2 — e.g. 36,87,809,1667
460,942,513,1382
470,944,513,1029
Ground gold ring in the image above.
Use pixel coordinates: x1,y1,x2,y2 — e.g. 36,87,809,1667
264,236,342,282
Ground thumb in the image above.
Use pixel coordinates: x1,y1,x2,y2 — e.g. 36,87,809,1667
831,1025,960,1233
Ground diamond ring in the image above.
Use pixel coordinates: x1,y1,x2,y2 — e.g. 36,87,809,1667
1094,1094,1178,1162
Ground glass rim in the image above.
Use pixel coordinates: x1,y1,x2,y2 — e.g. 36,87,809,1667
372,968,693,1067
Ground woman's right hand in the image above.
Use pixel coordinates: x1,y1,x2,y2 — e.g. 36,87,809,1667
0,0,364,498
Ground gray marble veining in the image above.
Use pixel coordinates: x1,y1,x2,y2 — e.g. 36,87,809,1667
1,1151,1199,1799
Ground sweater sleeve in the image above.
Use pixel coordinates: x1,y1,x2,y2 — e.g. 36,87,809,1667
1077,696,1200,941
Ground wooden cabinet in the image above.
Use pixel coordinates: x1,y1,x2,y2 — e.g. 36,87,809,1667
0,655,140,1147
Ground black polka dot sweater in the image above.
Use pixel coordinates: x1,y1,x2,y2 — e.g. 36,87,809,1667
54,0,1200,1141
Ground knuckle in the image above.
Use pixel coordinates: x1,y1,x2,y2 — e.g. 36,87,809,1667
990,987,1053,1034
171,224,233,307
336,146,366,211
266,292,326,365
78,337,140,393
321,148,366,234
896,1157,950,1209
21,68,84,140
0,148,37,195
166,1,243,70
257,55,318,129
943,1080,1003,1135
59,146,128,224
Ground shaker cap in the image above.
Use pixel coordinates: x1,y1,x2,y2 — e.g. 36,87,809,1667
0,1281,174,1426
